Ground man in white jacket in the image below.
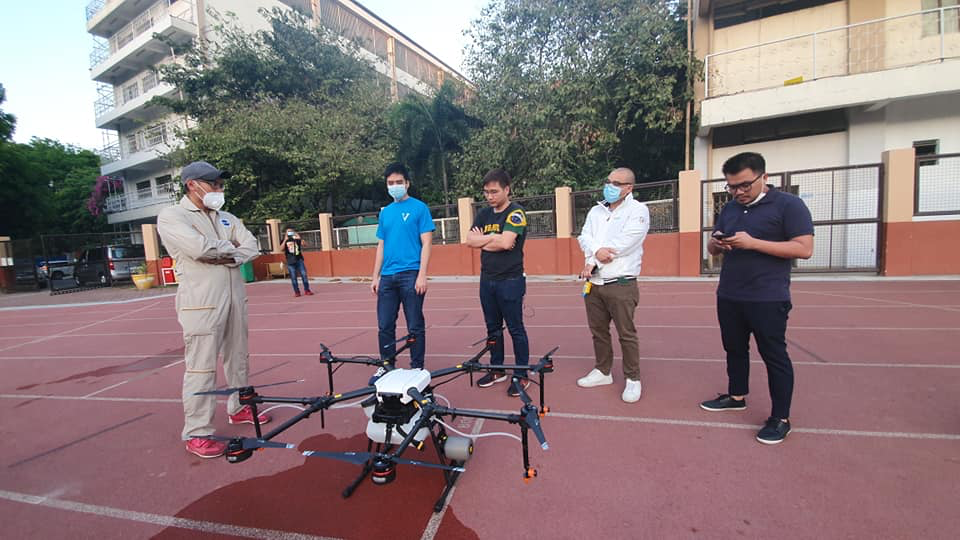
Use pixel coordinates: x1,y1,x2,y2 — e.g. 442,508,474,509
158,161,270,458
576,167,650,403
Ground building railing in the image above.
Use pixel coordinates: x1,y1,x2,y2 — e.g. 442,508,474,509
705,6,960,98
915,153,960,216
122,122,174,155
89,0,195,69
428,204,459,245
85,0,107,21
94,66,167,118
103,183,177,214
97,141,121,165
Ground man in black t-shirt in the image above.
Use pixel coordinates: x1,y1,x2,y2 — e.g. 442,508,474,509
282,227,313,297
465,169,530,396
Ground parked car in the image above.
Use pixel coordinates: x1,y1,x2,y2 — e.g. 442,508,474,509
74,244,146,286
40,258,76,281
13,259,46,288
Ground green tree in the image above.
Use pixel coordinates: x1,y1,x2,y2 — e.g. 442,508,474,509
458,0,696,196
156,8,395,219
390,81,478,209
19,139,105,234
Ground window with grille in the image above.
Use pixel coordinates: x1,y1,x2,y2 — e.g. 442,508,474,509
923,0,960,37
914,139,940,166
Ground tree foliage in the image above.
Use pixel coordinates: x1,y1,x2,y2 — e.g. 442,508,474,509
458,0,695,196
157,8,394,219
390,81,478,207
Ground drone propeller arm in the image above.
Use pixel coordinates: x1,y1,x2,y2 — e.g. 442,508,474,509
256,386,377,442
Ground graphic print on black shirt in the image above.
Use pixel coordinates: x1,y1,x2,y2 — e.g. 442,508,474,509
283,237,304,264
472,202,527,280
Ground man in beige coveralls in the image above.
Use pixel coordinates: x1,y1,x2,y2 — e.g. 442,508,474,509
157,161,271,458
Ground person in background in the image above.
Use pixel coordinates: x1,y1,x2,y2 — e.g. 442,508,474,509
157,161,271,459
699,152,814,445
465,169,531,397
370,162,435,378
283,227,313,297
576,167,650,403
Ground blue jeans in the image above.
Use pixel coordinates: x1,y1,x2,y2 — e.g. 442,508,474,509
479,276,529,376
288,260,310,294
377,270,426,368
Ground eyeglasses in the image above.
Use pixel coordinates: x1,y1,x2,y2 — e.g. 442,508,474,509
725,173,763,193
603,180,634,188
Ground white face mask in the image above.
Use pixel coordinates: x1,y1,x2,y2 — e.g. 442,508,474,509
202,191,225,210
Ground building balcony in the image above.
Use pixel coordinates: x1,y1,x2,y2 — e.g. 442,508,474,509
94,67,178,130
86,0,157,37
89,0,196,84
700,6,960,129
100,122,177,176
104,183,178,224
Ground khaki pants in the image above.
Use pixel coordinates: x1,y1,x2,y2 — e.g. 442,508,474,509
179,295,249,440
584,281,640,380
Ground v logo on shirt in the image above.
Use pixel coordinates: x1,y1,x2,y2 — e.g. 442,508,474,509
402,212,410,222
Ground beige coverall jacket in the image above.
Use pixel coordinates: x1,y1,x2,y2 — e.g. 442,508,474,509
157,196,260,439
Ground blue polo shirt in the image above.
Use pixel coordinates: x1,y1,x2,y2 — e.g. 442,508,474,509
376,196,435,276
715,187,814,302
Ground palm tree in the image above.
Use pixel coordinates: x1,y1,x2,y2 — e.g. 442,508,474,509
391,81,477,214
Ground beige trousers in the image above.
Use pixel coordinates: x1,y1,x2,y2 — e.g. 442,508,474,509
179,294,249,440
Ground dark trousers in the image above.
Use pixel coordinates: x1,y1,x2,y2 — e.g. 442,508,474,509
377,270,426,368
717,298,794,419
479,276,529,376
288,260,310,293
584,281,640,380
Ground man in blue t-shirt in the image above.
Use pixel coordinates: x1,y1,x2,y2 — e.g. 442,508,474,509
370,162,435,372
699,152,814,445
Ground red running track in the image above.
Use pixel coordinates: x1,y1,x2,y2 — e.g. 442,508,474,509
1,279,959,539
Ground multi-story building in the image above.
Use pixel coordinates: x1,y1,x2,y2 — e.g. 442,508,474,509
691,0,960,176
85,0,467,229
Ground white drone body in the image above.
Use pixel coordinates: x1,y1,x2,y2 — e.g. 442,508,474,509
364,368,432,445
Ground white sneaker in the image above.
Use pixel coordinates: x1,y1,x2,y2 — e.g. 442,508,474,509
577,369,613,388
621,378,642,403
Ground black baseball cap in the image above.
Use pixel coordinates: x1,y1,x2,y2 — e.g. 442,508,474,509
180,161,231,183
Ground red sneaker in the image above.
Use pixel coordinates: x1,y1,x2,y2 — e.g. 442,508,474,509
186,438,226,458
304,290,314,296
294,292,301,298
228,405,272,425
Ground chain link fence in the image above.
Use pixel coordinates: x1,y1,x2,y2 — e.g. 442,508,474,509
38,231,146,293
915,153,960,216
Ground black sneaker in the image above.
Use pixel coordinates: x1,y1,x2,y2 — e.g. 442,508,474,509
477,371,507,388
699,394,747,412
507,378,530,397
756,417,791,445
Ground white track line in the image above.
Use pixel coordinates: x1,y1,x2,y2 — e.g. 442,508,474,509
8,323,957,340
1,394,957,441
0,353,956,370
0,300,165,354
0,293,174,312
0,489,337,540
419,418,485,540
82,359,184,398
805,290,960,313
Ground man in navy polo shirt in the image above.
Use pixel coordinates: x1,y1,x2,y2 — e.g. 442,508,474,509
370,162,435,372
699,152,814,445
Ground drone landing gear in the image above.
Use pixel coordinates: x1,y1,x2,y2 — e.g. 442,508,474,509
342,440,377,498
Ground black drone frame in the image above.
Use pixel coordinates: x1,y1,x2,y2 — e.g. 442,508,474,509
195,332,557,512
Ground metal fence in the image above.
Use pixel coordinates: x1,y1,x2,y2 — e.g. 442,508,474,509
573,180,679,235
472,195,557,238
429,204,460,245
282,219,324,251
332,212,380,249
701,164,883,273
915,153,960,216
243,222,274,254
38,231,146,294
7,238,45,292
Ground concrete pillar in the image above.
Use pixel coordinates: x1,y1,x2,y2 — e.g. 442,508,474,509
266,218,283,254
554,186,573,239
318,213,334,251
880,147,916,276
141,224,162,282
0,236,12,291
387,37,399,102
678,169,703,276
457,197,475,244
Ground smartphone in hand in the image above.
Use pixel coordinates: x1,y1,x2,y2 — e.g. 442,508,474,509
712,230,734,240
